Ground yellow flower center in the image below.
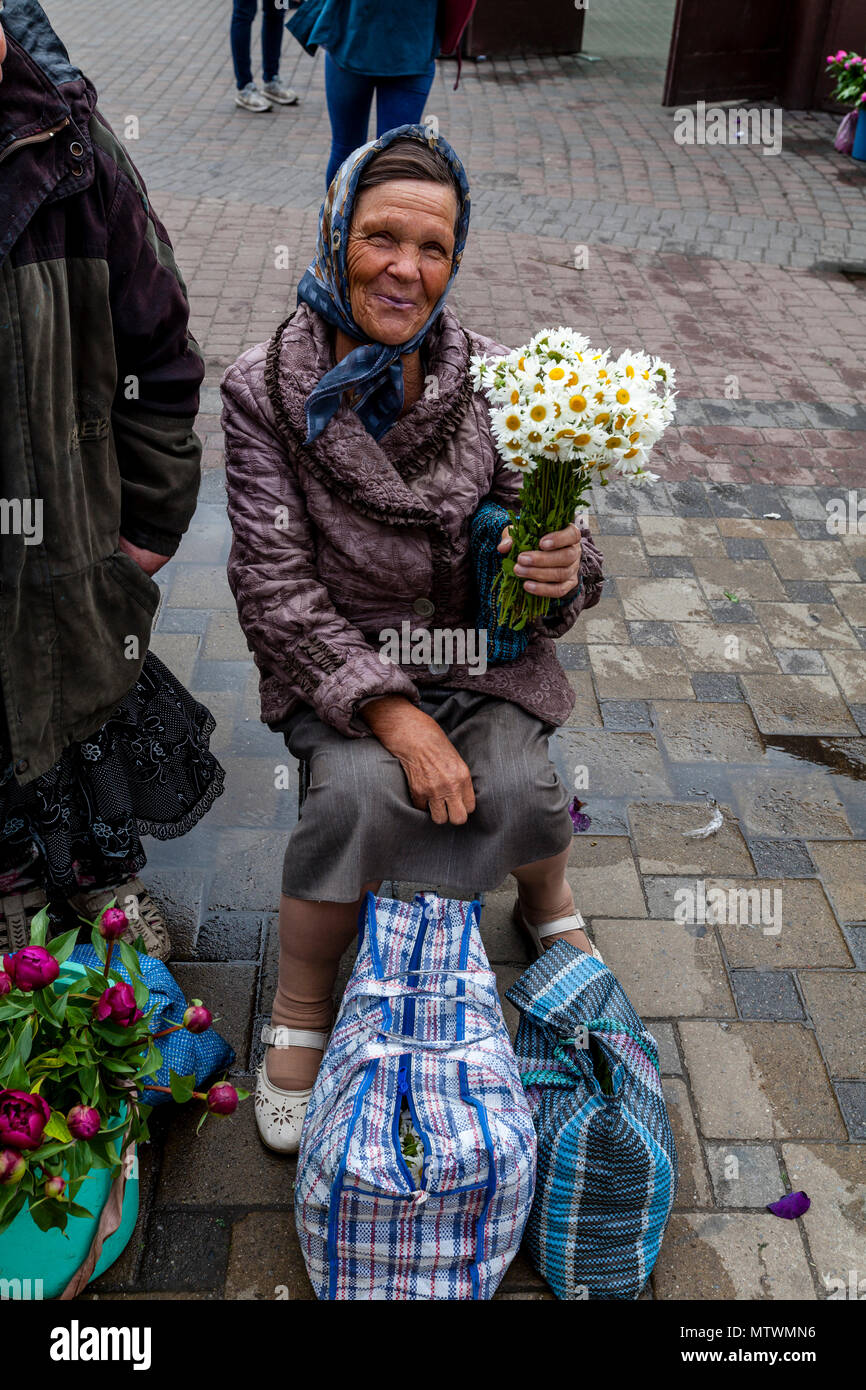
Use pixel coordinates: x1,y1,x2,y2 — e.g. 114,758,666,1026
555,428,577,438
569,394,587,413
533,382,545,395
614,414,625,431
548,367,565,380
594,391,606,403
506,439,521,450
505,413,521,431
629,431,641,443
574,432,592,446
518,356,526,371
510,389,520,405
528,430,543,443
529,404,548,421
605,436,623,449
623,448,639,459
616,388,630,404
626,365,635,378
594,411,610,425
566,372,579,387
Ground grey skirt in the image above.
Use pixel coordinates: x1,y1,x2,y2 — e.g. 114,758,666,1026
278,686,573,902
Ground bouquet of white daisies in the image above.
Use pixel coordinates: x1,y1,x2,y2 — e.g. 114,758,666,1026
471,327,676,629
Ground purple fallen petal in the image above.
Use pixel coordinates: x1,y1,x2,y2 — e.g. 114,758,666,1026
568,798,591,833
767,1191,810,1219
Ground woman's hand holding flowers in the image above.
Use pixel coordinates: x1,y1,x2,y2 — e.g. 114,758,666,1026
360,697,476,826
498,522,582,598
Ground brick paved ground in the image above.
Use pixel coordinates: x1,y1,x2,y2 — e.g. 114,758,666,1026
42,0,866,1300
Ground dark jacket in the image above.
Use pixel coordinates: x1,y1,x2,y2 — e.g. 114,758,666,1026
0,1,204,785
221,304,603,737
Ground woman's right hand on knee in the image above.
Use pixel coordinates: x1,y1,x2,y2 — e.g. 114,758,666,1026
359,697,475,825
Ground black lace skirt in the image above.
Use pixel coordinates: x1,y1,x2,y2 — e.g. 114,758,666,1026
0,653,225,896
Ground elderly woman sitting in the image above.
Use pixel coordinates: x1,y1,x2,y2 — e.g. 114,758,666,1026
221,125,604,1153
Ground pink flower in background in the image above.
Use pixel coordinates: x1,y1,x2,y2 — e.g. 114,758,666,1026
206,1083,239,1116
67,1105,101,1141
0,971,10,997
2,945,59,991
93,982,143,1028
0,1149,26,1185
98,907,128,940
0,1090,51,1150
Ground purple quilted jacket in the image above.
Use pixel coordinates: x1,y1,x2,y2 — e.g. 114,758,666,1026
220,303,604,738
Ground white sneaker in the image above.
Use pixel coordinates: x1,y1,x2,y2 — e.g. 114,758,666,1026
254,1024,328,1154
235,82,272,112
261,77,298,105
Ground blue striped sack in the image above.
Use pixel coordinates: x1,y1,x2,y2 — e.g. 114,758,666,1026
295,892,537,1300
506,940,677,1300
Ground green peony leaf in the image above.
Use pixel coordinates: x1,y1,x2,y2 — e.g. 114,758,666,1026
168,1068,196,1104
43,1110,73,1144
28,906,50,946
46,926,81,965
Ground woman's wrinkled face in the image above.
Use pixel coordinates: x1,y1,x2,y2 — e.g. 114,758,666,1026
345,179,458,347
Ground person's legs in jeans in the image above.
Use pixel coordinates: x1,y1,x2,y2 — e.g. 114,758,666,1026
261,0,284,83
375,60,436,137
230,0,258,90
324,51,376,186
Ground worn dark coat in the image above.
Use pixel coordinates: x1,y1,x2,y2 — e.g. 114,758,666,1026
0,1,204,784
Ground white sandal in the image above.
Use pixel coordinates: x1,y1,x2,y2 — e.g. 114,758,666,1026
514,902,604,963
254,1024,329,1155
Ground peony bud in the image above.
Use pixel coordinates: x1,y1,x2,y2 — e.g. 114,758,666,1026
44,1175,66,1200
98,906,128,940
206,1083,238,1116
93,982,143,1028
0,971,10,997
0,1149,25,1186
182,1002,213,1034
2,946,60,992
67,1105,101,1141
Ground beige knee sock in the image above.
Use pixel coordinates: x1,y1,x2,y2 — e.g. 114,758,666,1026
267,885,379,1090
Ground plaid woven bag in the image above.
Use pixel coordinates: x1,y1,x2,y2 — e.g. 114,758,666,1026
506,940,677,1300
295,892,537,1300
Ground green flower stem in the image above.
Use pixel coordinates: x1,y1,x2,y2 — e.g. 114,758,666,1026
495,460,593,629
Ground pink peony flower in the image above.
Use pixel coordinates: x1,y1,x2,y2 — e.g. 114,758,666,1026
44,1175,66,1200
0,1149,26,1185
2,945,59,992
206,1083,239,1116
93,982,143,1028
67,1105,101,1141
182,1002,213,1034
0,971,10,997
98,907,129,941
0,1090,51,1150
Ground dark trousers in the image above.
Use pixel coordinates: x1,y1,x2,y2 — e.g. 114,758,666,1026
231,0,285,88
324,52,437,186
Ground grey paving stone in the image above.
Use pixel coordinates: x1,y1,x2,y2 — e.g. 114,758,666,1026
833,1082,866,1140
595,514,636,535
627,620,678,647
747,839,815,878
730,970,806,1021
143,869,206,959
724,537,769,561
849,704,866,735
600,700,653,731
191,659,254,691
706,1143,783,1208
776,648,828,675
843,926,866,969
195,911,266,962
139,1209,231,1292
708,599,757,623
783,581,833,604
555,642,590,670
156,607,210,634
649,556,696,579
853,558,866,583
666,481,713,516
795,518,837,540
691,673,743,702
645,1020,681,1074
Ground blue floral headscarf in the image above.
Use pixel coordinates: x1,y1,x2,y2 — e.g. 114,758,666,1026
297,124,471,444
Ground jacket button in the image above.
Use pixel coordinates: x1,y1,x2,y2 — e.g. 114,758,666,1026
412,597,435,618
14,758,28,774
69,140,84,156
70,164,83,177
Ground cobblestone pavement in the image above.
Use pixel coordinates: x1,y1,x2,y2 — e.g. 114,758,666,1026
42,0,866,1301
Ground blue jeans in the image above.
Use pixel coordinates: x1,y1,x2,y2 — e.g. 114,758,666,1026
324,53,437,187
230,0,285,89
